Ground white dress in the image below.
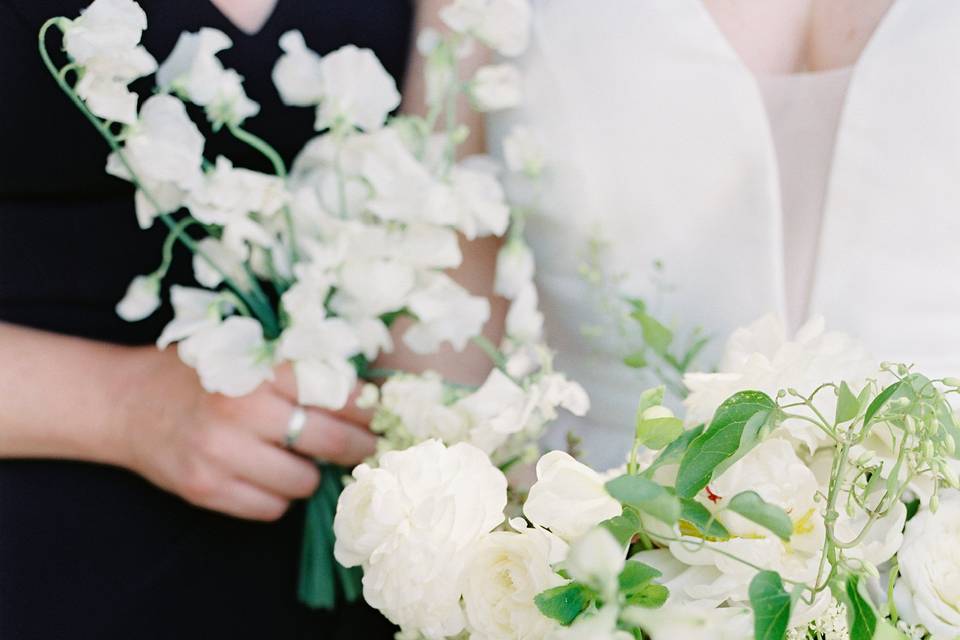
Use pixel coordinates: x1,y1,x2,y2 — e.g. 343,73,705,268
489,0,960,467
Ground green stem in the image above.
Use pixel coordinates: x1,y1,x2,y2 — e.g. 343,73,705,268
472,334,508,370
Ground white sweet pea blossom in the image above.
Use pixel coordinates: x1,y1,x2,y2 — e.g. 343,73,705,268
462,520,567,640
157,285,230,349
378,373,470,443
278,321,360,409
272,30,325,106
115,273,160,321
403,273,491,354
623,603,754,640
157,28,259,127
330,258,416,319
524,451,622,541
178,316,274,396
894,493,960,639
440,0,532,57
506,281,544,343
547,605,632,640
495,239,535,299
503,125,544,177
448,161,511,239
62,0,157,124
192,237,249,290
334,440,508,638
456,369,537,454
470,64,523,111
564,527,626,599
684,314,874,452
105,95,205,228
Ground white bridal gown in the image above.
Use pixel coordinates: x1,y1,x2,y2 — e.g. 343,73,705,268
488,0,960,468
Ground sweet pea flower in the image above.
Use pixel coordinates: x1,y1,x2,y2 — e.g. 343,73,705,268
470,64,523,111
505,282,544,343
277,321,361,410
271,30,325,106
441,0,532,57
115,273,160,321
503,125,544,177
157,286,231,349
494,239,535,299
403,272,491,354
564,527,626,599
178,316,275,396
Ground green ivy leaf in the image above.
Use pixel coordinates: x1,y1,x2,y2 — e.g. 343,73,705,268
606,474,681,525
618,560,662,595
637,416,685,450
600,508,642,547
534,583,592,626
727,491,793,541
676,391,776,498
679,497,730,540
749,571,792,640
864,381,902,426
836,381,861,424
845,575,877,640
625,583,669,608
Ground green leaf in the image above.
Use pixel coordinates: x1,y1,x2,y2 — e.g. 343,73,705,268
836,381,861,424
534,583,592,625
680,334,711,371
749,571,792,640
625,583,668,608
632,311,673,357
637,416,685,450
864,381,902,426
618,560,662,595
712,408,775,479
727,491,793,541
600,508,642,547
606,474,681,525
637,386,666,414
676,391,777,498
624,352,648,368
845,575,877,640
679,497,730,540
642,424,704,479
873,618,908,640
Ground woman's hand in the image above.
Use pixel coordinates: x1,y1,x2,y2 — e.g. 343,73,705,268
114,347,376,521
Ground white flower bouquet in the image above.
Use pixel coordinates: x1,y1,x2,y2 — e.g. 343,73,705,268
336,314,960,640
37,0,585,611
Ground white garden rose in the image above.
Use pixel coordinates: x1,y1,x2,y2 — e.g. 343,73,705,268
684,314,874,452
157,28,259,127
315,45,401,131
157,286,230,349
564,527,625,599
178,316,274,396
334,440,508,638
461,521,567,640
441,0,532,57
470,64,523,111
495,239,535,299
893,492,960,639
524,451,622,541
62,0,157,124
115,274,160,321
403,273,491,354
272,30,324,106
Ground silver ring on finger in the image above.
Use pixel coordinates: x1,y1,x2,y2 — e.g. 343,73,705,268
284,406,307,450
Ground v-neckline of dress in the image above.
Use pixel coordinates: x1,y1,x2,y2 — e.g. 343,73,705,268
205,0,282,38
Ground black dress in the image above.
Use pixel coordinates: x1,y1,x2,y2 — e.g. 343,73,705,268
0,1,413,638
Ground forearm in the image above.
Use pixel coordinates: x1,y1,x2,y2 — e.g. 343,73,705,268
0,322,140,464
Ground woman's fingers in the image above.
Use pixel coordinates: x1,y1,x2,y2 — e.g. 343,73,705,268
270,364,374,429
222,435,321,499
204,478,291,522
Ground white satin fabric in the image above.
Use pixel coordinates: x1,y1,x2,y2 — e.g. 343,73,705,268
488,0,960,467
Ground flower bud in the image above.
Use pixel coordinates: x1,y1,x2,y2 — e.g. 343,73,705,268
931,494,940,513
945,434,957,456
641,405,675,421
943,377,960,388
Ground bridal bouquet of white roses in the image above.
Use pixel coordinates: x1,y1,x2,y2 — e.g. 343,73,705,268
37,0,585,610
336,314,960,640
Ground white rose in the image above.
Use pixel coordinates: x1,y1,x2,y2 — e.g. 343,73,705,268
334,440,508,638
503,125,544,177
403,273,491,354
495,239,535,299
272,30,325,106
462,522,567,640
441,0,532,57
62,0,157,124
564,527,626,599
157,28,259,127
683,314,874,452
178,316,274,396
524,450,622,541
315,45,401,131
470,64,523,111
115,273,160,321
894,493,960,639
157,285,230,349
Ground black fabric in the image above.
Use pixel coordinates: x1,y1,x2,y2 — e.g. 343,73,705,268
0,1,413,637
